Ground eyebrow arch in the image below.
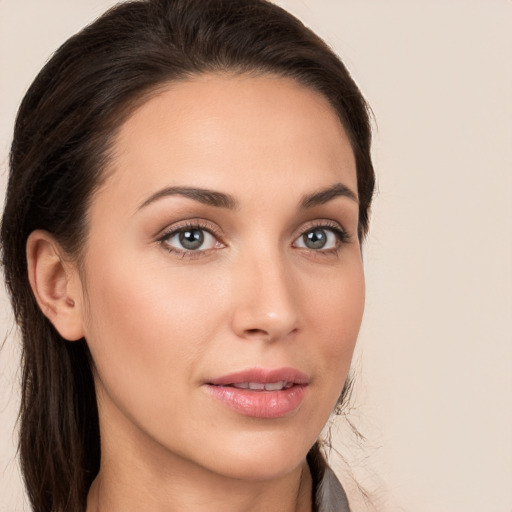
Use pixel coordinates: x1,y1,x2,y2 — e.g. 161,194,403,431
138,186,239,211
300,182,358,208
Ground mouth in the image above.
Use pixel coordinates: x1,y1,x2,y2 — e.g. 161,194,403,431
222,381,295,391
204,367,309,419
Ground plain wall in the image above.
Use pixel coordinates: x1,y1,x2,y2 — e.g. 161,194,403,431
1,1,511,511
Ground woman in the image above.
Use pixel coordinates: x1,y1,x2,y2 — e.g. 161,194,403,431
1,0,375,511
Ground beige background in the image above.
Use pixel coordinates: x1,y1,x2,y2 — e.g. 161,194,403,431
1,1,511,511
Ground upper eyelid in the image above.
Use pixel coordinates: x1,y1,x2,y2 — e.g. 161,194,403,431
295,219,348,236
156,220,223,241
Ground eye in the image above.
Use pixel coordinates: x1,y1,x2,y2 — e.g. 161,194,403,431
293,226,346,251
161,226,220,253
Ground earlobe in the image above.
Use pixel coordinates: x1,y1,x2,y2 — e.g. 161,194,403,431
26,230,85,341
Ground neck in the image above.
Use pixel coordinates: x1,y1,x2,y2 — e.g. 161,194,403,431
86,398,313,512
86,457,313,512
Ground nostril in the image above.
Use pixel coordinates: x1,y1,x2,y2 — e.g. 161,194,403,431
245,328,268,336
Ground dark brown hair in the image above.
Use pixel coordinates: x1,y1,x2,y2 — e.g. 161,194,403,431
1,1,375,510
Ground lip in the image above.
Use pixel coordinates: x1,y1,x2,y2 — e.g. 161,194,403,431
207,367,310,386
204,367,309,419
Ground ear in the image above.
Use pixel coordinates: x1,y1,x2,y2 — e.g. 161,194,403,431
26,230,85,341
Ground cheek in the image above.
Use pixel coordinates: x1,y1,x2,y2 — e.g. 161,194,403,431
304,260,365,379
81,251,227,382
80,253,232,442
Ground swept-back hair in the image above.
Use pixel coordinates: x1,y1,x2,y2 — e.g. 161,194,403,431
1,1,375,510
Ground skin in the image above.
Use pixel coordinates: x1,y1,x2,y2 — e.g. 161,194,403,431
27,73,364,512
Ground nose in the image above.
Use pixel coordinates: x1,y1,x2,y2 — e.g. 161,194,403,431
230,250,299,342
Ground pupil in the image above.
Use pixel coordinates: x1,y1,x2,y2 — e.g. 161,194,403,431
304,229,326,249
179,229,204,250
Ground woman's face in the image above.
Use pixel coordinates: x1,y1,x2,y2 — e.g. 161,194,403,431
75,73,364,480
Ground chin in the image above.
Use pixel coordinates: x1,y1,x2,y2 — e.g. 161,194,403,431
195,429,316,481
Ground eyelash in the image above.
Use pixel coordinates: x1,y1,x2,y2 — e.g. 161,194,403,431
157,220,351,259
157,221,223,259
296,221,351,255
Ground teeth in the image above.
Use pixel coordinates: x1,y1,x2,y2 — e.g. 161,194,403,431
264,381,286,391
231,381,292,391
248,382,265,390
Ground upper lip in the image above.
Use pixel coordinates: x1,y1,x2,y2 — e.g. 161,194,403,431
206,367,310,386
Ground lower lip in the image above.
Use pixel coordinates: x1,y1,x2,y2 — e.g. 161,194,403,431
205,384,307,419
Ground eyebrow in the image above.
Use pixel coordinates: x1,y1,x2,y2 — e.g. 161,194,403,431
138,186,239,211
137,181,357,212
300,182,358,208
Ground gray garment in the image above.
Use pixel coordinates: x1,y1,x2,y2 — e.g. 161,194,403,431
315,465,350,512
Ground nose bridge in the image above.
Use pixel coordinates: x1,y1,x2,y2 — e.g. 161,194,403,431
230,243,299,341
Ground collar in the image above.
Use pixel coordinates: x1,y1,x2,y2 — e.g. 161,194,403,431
308,444,350,512
314,465,350,512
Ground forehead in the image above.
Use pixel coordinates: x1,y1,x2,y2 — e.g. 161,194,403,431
100,73,357,210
